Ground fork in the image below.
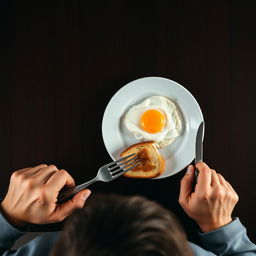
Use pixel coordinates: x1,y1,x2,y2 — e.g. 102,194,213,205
57,154,140,203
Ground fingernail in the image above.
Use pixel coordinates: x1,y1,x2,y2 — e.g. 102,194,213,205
186,165,193,174
81,190,91,201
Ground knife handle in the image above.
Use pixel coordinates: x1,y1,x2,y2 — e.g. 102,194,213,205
192,166,199,191
194,168,199,183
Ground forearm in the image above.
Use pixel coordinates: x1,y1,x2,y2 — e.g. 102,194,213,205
0,211,28,255
198,218,256,256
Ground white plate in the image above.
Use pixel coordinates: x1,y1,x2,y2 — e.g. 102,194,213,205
102,77,204,179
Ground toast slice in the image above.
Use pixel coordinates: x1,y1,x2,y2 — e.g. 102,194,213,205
120,141,165,178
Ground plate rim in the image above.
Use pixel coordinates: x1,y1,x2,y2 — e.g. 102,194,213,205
101,76,204,179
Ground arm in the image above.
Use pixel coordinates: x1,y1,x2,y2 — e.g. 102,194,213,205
0,164,91,255
0,211,61,256
198,217,256,256
179,163,256,256
0,210,28,255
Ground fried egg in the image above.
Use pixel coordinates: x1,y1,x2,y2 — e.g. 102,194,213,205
124,96,182,148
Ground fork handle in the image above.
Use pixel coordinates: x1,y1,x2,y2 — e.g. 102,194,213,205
57,178,97,204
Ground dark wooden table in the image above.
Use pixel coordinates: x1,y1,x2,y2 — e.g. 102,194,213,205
0,0,255,243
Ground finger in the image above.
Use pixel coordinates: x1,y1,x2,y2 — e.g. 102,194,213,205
179,165,195,204
226,181,239,203
226,180,237,194
195,162,212,189
211,169,221,187
218,174,238,198
18,164,48,176
32,165,59,184
217,173,229,188
52,189,91,222
45,169,75,194
15,167,31,173
10,168,30,181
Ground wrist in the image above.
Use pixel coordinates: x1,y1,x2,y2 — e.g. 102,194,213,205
198,217,233,232
0,202,27,228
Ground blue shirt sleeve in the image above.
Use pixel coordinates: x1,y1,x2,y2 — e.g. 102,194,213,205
195,218,256,256
0,211,29,254
1,210,256,256
0,211,60,256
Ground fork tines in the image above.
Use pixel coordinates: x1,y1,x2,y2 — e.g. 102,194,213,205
108,154,141,176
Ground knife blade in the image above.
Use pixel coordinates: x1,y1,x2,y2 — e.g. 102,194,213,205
195,121,205,181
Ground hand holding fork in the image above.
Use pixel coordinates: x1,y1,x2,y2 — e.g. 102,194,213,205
57,154,140,203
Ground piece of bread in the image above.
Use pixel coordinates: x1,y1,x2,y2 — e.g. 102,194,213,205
120,141,165,178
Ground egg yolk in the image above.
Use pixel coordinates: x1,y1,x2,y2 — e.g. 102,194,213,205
140,109,165,133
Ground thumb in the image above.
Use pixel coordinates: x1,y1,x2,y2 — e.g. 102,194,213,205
179,165,194,204
71,189,92,208
53,189,91,222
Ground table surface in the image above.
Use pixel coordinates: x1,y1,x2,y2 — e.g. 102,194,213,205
0,0,255,243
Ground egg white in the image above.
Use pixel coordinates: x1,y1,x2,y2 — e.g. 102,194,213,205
124,96,182,148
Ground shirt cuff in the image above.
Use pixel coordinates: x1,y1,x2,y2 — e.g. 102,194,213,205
0,211,29,249
198,218,244,252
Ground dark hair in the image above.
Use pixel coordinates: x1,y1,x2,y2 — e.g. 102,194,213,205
52,194,192,256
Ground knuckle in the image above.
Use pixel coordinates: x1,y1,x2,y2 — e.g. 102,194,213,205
10,171,19,180
196,162,209,172
225,189,232,197
200,168,211,177
37,164,48,169
49,164,57,170
59,169,73,181
210,188,227,202
205,168,211,174
11,170,20,178
11,171,26,182
219,188,226,196
233,193,239,202
198,192,208,201
218,173,223,178
216,188,226,198
59,169,68,175
226,189,238,201
24,178,35,188
178,197,184,206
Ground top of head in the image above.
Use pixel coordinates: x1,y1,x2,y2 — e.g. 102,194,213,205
52,194,192,256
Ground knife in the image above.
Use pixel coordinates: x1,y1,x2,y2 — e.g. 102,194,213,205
195,121,205,181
